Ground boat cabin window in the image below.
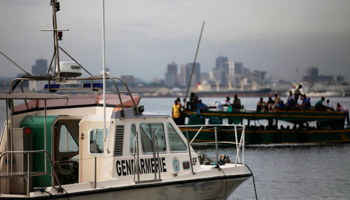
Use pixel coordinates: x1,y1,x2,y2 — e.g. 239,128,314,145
59,124,78,152
89,128,107,154
167,123,187,152
140,123,166,153
129,124,137,154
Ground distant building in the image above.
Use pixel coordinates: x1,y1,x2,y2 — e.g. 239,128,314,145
188,63,201,83
200,72,210,82
32,59,47,75
121,75,135,84
210,69,225,84
29,59,48,91
305,67,318,76
225,61,243,85
253,70,267,83
216,56,228,70
180,64,192,86
180,63,200,86
303,66,333,83
165,62,178,87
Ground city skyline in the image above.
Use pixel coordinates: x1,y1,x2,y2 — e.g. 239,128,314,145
1,0,350,82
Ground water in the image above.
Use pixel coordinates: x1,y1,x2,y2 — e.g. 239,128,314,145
140,97,350,200
1,97,350,199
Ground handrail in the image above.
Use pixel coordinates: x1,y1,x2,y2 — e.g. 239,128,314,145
8,76,139,118
154,136,161,180
0,150,62,196
133,131,161,183
179,124,245,166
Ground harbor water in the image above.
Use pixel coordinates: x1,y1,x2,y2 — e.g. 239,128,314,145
1,96,350,199
141,97,350,200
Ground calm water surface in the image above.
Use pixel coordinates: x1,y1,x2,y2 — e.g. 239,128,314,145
1,97,350,199
140,97,350,200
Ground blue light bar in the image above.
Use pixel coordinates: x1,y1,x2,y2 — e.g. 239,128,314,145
44,83,103,90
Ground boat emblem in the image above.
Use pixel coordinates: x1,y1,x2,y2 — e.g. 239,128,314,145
172,157,180,173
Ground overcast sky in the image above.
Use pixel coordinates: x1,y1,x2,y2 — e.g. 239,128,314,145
1,0,350,82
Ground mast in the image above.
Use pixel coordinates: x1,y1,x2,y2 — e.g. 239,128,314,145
102,0,107,140
185,21,205,101
51,0,61,80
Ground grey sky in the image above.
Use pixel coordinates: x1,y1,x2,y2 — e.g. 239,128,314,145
1,0,350,82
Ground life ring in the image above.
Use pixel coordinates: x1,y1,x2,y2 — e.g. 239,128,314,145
273,132,283,143
250,132,262,144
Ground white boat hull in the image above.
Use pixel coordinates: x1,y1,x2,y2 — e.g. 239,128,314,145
4,172,250,200
1,164,250,199
64,176,249,200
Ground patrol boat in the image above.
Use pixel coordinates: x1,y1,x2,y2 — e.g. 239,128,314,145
0,1,251,199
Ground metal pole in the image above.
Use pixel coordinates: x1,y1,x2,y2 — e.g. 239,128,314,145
44,100,47,172
136,131,140,181
152,131,156,180
51,0,61,80
102,0,107,143
189,126,204,144
94,157,97,188
155,137,161,179
58,47,93,77
10,100,13,172
186,130,195,174
185,21,205,100
214,127,219,167
0,51,31,75
133,137,136,182
27,153,30,196
242,126,245,165
6,100,9,174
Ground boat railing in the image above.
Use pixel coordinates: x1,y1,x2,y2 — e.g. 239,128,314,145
0,150,62,196
132,131,162,183
178,124,246,167
9,76,140,118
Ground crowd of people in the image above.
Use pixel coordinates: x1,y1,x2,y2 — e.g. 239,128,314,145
172,93,208,125
254,84,349,125
172,86,350,126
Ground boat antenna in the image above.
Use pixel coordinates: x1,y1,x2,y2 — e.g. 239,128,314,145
185,21,205,101
0,51,31,75
102,0,107,141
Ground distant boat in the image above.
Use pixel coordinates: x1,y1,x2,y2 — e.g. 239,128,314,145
195,81,271,97
286,83,344,97
179,108,350,144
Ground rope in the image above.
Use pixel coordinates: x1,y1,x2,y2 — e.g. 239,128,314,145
244,163,258,200
221,167,228,199
36,187,57,200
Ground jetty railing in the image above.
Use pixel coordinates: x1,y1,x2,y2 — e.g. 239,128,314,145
178,124,246,167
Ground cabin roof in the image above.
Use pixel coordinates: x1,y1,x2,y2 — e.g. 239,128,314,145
0,92,69,100
11,93,140,113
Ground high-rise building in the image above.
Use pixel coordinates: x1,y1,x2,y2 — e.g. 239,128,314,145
188,63,201,83
29,59,48,92
305,67,319,76
216,56,228,70
32,59,48,75
180,64,198,86
225,61,243,85
165,62,178,87
303,67,333,83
